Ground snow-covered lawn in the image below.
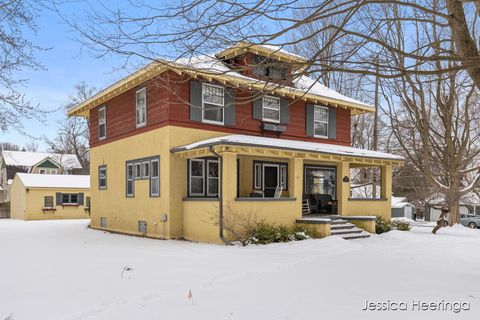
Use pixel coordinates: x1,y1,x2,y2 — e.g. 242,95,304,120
1,219,480,320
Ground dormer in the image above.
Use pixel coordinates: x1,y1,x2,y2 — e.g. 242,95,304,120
216,42,308,85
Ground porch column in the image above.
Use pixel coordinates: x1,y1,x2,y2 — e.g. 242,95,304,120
288,157,303,199
221,152,238,205
337,161,350,215
381,165,392,199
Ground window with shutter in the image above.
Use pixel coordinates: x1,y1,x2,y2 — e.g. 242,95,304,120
262,96,281,123
202,84,225,124
313,106,329,138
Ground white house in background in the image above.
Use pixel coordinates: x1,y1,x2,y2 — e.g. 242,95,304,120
0,150,83,205
391,196,415,220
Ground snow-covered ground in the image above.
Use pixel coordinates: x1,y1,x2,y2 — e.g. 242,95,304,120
1,219,479,320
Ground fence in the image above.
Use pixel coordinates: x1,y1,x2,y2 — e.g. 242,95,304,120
0,202,10,219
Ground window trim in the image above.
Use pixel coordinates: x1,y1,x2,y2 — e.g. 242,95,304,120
262,95,281,123
141,161,150,179
134,162,142,179
98,165,107,190
135,87,147,128
201,83,225,125
98,106,107,140
44,196,54,208
62,193,79,205
313,105,329,139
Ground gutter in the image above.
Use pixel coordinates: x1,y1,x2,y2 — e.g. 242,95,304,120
209,146,229,245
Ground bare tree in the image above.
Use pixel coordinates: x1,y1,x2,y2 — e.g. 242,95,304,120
23,140,39,152
0,0,45,133
0,142,21,151
45,81,94,173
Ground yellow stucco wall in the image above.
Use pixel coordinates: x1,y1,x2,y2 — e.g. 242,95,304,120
89,125,394,243
10,178,90,220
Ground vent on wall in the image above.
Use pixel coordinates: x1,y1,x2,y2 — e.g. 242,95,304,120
100,217,107,228
138,220,147,234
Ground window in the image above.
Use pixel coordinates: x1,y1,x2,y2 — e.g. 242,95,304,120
207,159,219,196
62,193,78,204
254,163,262,189
314,106,329,138
44,196,54,208
134,162,142,179
304,166,336,199
50,169,58,174
150,159,160,197
126,163,134,197
99,166,107,190
202,84,224,124
262,96,280,123
126,156,160,198
39,169,46,174
349,166,381,199
142,161,150,179
100,217,107,228
136,87,147,127
138,220,147,233
98,106,106,140
252,55,288,80
189,159,205,196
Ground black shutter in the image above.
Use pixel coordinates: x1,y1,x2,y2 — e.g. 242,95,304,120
252,94,263,120
328,107,337,139
56,192,62,205
306,104,314,137
224,87,236,126
280,98,290,124
78,193,84,205
189,81,202,122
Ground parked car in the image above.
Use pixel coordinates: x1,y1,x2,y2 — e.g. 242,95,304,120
460,214,480,229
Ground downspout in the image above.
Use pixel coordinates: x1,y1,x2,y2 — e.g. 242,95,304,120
209,146,229,244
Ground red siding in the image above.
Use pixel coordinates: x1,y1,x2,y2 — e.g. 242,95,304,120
89,71,351,148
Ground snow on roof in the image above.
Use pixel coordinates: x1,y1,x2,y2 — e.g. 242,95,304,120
173,55,372,110
2,151,82,170
171,134,405,161
392,196,413,208
15,173,90,189
253,44,307,60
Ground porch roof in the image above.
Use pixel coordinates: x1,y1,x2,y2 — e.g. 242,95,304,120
171,134,405,164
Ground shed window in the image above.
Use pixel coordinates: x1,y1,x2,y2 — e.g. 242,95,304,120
136,87,147,127
98,106,106,140
314,106,329,138
62,193,78,204
262,96,280,123
44,196,54,207
99,166,107,190
202,84,224,124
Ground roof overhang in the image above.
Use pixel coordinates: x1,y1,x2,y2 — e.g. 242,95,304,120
68,59,374,117
170,135,405,166
215,42,308,68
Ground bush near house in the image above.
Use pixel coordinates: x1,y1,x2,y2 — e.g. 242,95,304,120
376,216,411,234
243,221,311,245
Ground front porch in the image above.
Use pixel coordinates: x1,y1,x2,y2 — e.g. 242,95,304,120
172,134,404,242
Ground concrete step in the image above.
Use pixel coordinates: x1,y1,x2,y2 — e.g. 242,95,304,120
331,228,363,235
339,232,371,240
331,222,356,230
330,219,348,225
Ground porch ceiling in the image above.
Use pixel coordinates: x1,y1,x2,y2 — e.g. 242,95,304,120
170,134,405,166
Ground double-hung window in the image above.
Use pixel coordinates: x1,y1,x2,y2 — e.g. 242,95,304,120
44,196,54,208
98,106,106,140
262,96,280,123
136,87,147,127
126,163,134,197
99,165,107,190
62,193,78,204
150,159,160,197
188,158,219,197
314,105,329,138
202,84,224,125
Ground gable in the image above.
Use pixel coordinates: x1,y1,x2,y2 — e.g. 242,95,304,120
36,159,60,169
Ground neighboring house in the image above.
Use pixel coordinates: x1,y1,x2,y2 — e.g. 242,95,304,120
10,173,90,220
0,150,83,204
68,42,404,243
391,196,415,220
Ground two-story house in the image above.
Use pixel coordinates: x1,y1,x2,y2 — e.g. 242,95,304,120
68,43,404,243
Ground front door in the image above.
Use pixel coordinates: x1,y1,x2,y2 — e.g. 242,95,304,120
263,164,279,197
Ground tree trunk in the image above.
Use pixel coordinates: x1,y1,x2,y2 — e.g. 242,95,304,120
432,209,448,234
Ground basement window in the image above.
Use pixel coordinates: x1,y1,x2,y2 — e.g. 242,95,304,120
100,217,107,228
138,220,147,234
